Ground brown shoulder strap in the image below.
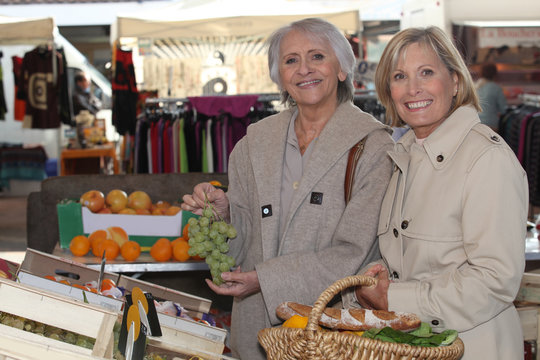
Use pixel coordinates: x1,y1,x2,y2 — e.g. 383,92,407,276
344,137,367,204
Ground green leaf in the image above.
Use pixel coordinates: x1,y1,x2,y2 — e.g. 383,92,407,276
361,325,458,347
410,322,432,337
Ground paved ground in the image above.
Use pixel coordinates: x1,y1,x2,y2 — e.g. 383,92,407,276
0,195,27,263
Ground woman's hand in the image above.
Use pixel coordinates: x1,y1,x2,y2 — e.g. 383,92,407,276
355,264,390,310
181,182,230,221
206,267,261,299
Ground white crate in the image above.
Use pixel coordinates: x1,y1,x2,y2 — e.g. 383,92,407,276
0,278,117,359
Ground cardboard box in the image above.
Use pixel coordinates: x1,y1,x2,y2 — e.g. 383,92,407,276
0,257,20,280
157,312,227,354
118,275,212,316
57,200,198,249
18,249,123,312
20,248,212,315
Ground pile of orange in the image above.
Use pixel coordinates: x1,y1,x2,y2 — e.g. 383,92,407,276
69,223,193,263
149,236,191,262
69,228,128,261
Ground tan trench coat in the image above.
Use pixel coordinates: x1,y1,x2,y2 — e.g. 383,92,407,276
378,105,528,359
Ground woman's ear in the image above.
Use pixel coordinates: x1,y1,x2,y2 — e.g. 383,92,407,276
338,70,347,82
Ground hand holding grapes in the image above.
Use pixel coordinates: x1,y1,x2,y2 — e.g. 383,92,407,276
181,182,230,222
206,266,261,298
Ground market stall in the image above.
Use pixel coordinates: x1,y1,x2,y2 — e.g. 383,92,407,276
0,14,55,45
110,0,362,97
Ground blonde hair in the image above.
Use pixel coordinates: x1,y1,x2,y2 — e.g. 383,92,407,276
375,26,480,126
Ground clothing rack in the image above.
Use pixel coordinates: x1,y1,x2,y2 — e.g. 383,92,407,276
521,93,540,108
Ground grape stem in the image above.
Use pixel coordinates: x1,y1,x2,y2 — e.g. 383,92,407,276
204,191,226,222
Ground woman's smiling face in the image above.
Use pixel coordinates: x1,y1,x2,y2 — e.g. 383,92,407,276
390,42,458,139
279,29,346,110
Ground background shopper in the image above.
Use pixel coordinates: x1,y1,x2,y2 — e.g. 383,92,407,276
476,63,507,132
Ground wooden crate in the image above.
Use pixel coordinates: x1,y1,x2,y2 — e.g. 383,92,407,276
0,278,117,359
0,331,107,360
155,323,225,357
146,337,227,360
517,272,540,304
517,272,540,360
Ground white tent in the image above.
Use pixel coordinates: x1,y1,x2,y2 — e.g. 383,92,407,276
112,0,361,41
0,15,55,45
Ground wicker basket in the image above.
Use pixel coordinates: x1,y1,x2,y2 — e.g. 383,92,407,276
258,275,464,360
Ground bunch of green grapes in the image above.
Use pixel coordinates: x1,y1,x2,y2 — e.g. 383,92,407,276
187,202,237,285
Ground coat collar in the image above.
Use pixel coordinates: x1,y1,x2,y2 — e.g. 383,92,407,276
247,102,390,258
393,105,480,170
287,102,390,215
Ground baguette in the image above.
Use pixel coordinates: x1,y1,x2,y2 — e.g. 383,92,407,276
276,301,421,331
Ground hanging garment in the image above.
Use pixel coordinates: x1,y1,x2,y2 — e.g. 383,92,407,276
179,117,189,173
172,117,180,173
11,56,25,121
187,95,259,118
56,47,72,126
112,47,139,135
0,59,7,120
206,119,214,173
162,119,172,173
19,46,65,129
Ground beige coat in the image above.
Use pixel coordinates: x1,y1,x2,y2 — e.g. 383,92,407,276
226,102,394,360
378,105,528,359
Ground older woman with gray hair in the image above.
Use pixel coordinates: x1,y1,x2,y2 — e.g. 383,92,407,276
181,17,393,359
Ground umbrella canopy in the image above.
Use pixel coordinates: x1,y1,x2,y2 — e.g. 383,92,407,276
0,15,55,44
112,0,361,40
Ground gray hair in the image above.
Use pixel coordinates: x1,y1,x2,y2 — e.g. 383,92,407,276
267,17,355,106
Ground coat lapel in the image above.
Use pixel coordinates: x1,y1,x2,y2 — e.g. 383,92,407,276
248,110,291,260
278,103,382,254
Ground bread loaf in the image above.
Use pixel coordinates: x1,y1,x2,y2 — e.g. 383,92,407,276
276,302,421,331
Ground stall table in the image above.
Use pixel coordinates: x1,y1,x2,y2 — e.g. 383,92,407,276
52,245,208,274
60,144,118,176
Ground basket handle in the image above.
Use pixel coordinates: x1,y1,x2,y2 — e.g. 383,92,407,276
305,275,377,331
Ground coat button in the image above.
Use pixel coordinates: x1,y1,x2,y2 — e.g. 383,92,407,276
431,319,439,326
491,135,500,142
436,155,444,162
401,220,409,229
392,271,399,279
393,228,398,237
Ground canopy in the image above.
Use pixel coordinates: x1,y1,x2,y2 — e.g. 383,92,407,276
112,0,361,41
0,15,55,44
